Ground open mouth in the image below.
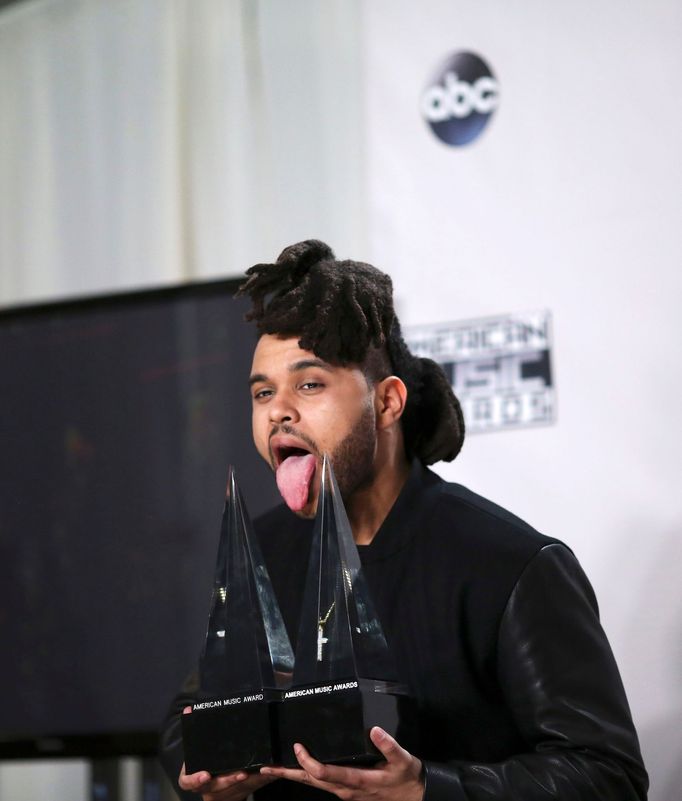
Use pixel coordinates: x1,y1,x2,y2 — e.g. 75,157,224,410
270,435,318,512
273,444,313,467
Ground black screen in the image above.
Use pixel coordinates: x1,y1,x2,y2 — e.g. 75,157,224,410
0,281,281,756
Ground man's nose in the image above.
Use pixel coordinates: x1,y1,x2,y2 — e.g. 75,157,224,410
268,392,300,425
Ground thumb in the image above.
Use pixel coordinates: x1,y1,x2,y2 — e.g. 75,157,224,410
370,727,409,764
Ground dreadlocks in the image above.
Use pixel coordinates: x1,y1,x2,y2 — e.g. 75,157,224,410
237,239,465,464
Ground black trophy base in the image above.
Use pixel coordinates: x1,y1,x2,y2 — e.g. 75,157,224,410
278,678,411,768
182,689,279,776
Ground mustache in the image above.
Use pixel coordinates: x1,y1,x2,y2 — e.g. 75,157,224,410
268,424,321,467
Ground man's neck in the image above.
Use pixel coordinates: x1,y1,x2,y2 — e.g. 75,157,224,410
345,452,411,546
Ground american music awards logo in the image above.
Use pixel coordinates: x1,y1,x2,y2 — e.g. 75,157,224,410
421,51,499,146
405,311,555,434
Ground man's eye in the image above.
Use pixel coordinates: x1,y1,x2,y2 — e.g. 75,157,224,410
253,388,273,400
300,382,323,391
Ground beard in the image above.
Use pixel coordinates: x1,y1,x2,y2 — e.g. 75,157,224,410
329,400,377,502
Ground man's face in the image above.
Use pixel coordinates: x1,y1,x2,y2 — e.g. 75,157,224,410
249,334,377,517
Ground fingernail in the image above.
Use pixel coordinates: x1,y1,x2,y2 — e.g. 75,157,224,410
294,743,302,755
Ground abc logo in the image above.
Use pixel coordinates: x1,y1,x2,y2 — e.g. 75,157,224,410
421,51,499,146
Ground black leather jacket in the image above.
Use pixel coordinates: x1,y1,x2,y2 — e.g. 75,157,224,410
160,465,648,800
420,543,648,800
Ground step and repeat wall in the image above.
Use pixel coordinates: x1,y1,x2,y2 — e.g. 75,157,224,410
1,1,680,799
363,3,682,799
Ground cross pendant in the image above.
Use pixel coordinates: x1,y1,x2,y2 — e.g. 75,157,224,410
317,624,328,661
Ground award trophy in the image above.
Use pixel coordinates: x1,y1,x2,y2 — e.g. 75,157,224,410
182,467,294,775
278,456,412,766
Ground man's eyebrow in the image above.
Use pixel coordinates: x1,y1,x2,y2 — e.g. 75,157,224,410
248,373,268,387
248,360,333,387
290,359,334,373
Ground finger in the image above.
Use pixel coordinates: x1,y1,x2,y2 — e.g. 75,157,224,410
261,766,349,796
261,766,305,778
179,767,248,792
178,767,211,791
204,772,250,789
291,743,362,788
260,766,310,782
262,758,348,790
370,727,410,765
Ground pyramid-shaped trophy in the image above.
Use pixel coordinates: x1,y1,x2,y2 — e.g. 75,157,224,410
182,467,294,775
278,456,412,766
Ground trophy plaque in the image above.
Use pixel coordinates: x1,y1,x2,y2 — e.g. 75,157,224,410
182,467,294,775
278,456,412,767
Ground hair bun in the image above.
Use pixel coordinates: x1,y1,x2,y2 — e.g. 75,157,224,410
276,239,335,280
412,358,465,464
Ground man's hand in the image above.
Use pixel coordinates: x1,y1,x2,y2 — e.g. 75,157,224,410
178,763,275,800
260,726,424,801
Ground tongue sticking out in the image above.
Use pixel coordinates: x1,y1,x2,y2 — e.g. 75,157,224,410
276,453,317,512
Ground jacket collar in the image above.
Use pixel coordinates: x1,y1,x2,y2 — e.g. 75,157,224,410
358,459,443,563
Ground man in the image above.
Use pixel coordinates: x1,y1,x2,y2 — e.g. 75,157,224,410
161,240,648,800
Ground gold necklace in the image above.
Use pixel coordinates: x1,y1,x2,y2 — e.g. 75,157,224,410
317,601,335,661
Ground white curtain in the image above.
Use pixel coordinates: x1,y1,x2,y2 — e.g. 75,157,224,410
0,0,365,307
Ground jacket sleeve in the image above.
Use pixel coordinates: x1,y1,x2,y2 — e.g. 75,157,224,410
158,669,199,801
422,544,648,801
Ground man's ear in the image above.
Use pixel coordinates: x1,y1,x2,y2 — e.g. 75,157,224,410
374,376,408,431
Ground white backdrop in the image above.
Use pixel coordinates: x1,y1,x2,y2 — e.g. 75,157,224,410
1,1,680,799
363,3,682,799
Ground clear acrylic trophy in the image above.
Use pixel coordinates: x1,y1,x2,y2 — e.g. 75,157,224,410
278,456,412,766
182,467,294,775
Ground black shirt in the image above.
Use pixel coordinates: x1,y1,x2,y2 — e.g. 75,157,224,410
161,461,648,800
